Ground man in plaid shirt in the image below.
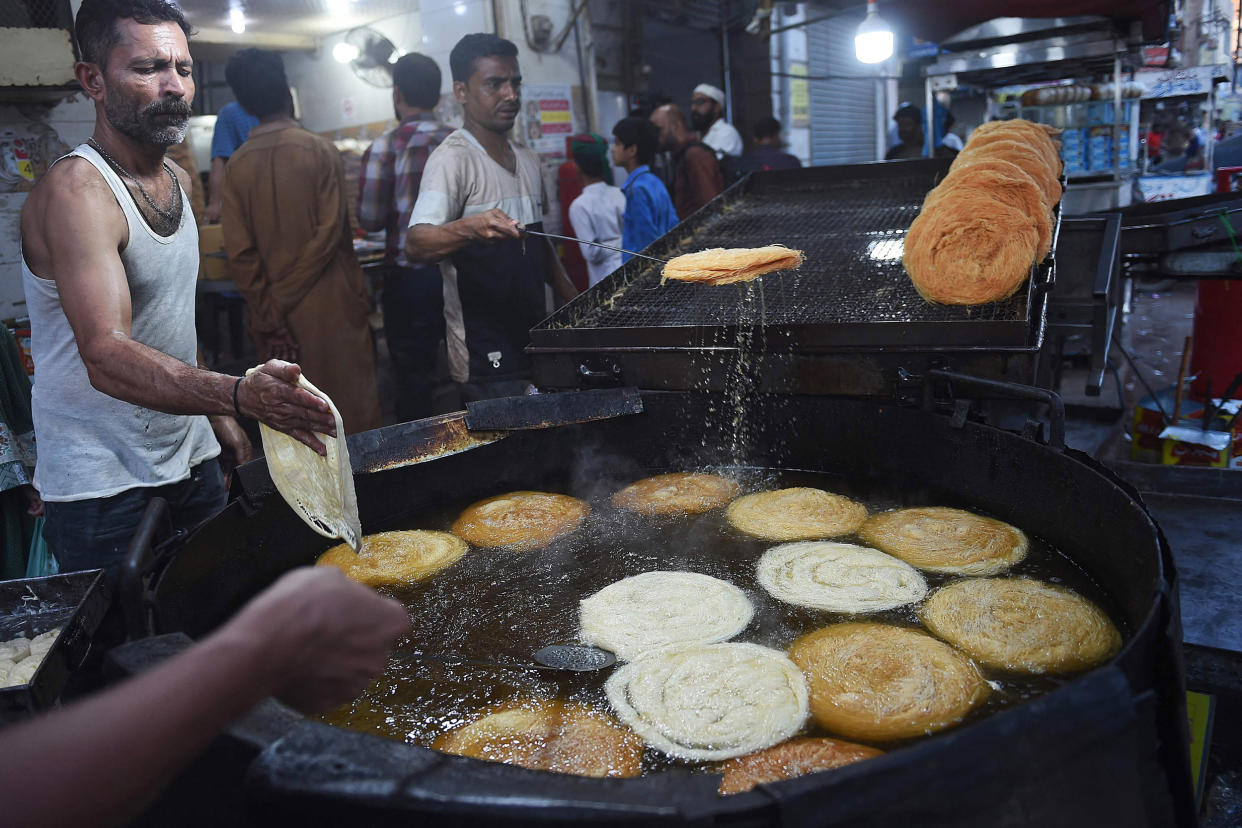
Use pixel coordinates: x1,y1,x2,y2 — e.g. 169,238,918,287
357,53,454,421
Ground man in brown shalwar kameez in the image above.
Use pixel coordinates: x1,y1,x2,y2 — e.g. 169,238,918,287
221,48,381,433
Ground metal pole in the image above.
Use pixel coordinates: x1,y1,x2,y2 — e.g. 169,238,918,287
924,78,934,157
721,2,733,122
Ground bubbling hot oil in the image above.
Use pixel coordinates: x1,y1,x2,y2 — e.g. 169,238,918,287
317,467,1125,777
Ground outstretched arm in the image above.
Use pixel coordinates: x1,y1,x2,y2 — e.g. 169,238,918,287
404,207,523,263
0,567,410,828
22,159,336,452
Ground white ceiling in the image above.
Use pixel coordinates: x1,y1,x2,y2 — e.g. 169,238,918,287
179,0,418,51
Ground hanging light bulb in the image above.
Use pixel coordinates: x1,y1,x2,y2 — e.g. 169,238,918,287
228,7,246,34
855,0,894,65
332,41,360,63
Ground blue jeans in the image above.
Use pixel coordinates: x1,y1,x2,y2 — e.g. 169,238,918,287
43,459,227,578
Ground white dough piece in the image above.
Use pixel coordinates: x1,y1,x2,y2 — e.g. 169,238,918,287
579,571,754,662
756,541,928,613
605,642,808,761
7,657,38,686
0,637,30,663
248,367,361,552
31,628,61,646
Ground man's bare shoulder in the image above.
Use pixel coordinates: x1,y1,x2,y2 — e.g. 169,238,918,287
21,155,126,267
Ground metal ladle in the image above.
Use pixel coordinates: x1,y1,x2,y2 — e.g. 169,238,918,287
398,644,616,674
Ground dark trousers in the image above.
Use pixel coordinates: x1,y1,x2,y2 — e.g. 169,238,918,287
44,459,227,579
382,264,445,422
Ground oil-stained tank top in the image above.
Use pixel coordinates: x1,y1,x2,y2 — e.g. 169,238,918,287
21,143,219,501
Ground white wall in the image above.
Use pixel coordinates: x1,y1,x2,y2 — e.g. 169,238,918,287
0,93,97,320
768,4,811,166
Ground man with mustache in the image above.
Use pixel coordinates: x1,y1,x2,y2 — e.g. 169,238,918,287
19,0,337,578
220,48,382,434
406,33,578,403
690,83,743,160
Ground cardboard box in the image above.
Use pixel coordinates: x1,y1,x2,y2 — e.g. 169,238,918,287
198,223,229,281
1131,390,1242,467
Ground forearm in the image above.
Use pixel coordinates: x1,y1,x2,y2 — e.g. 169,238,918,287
84,333,235,417
0,631,273,828
405,220,477,264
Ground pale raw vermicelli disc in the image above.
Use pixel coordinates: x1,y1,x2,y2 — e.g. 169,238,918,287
859,506,1028,575
605,642,809,761
716,736,884,794
250,367,361,552
432,698,643,778
579,571,754,661
726,488,867,541
789,622,990,742
920,578,1122,674
316,530,468,587
661,245,805,286
451,491,589,552
611,472,740,516
756,542,928,613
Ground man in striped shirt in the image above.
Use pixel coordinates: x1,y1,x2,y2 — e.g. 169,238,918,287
357,54,455,422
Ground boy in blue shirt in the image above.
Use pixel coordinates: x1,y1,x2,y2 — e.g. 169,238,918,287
611,117,678,262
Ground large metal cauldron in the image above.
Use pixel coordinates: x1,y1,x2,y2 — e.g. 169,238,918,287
120,391,1193,827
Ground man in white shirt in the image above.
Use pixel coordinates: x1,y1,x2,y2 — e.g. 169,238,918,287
691,83,743,159
567,148,626,286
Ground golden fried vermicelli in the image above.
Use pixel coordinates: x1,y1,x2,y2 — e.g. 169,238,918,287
902,193,1041,305
756,541,928,614
579,570,754,661
967,119,1063,170
726,487,867,541
953,139,1061,206
451,491,589,551
859,506,1028,575
717,737,884,794
661,245,805,285
611,472,740,516
954,128,1062,179
788,622,990,742
920,578,1122,674
605,642,809,761
924,166,1052,260
433,698,644,778
315,530,468,586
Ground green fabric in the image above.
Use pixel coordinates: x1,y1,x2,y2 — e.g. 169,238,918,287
570,133,614,185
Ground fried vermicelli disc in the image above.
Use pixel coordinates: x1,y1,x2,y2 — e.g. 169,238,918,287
605,642,809,761
953,138,1062,206
920,578,1122,674
756,542,928,613
726,487,867,541
451,491,589,551
661,245,805,285
859,507,1028,575
579,571,754,661
716,737,884,794
789,622,990,742
611,472,740,516
433,698,643,778
902,193,1040,305
965,119,1063,171
316,530,468,586
924,166,1052,260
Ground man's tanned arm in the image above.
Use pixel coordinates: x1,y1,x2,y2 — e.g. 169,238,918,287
404,207,523,263
22,159,336,453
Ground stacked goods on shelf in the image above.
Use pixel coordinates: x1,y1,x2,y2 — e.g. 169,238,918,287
1016,82,1139,173
902,119,1062,306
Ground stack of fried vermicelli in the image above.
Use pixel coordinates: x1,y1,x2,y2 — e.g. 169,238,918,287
903,119,1062,305
662,244,804,285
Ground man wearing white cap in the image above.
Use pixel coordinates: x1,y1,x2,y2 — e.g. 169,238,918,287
691,83,743,159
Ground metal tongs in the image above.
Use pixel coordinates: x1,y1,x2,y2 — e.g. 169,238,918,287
521,227,669,266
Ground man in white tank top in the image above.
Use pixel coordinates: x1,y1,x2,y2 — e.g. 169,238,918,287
19,0,339,577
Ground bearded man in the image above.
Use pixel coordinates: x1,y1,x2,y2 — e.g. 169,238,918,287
19,0,337,577
690,83,742,160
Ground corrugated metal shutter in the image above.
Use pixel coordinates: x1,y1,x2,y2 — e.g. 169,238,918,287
808,16,877,165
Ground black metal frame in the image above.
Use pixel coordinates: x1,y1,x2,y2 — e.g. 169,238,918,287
1046,214,1123,396
529,161,1057,395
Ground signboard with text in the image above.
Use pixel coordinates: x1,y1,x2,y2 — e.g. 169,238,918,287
1136,65,1228,99
790,63,809,129
520,84,575,157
